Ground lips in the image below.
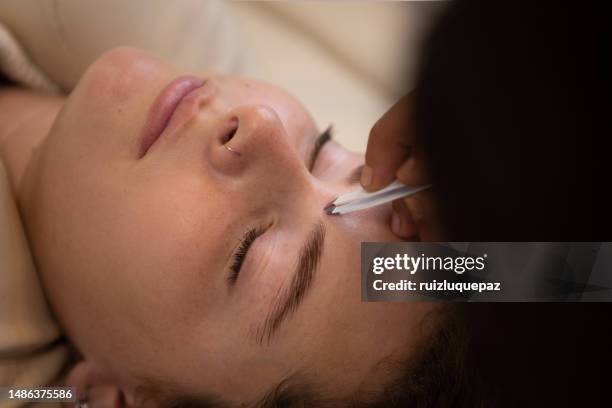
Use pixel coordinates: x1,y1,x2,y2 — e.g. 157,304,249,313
139,75,205,157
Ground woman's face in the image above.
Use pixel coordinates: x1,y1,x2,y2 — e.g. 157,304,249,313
26,48,434,403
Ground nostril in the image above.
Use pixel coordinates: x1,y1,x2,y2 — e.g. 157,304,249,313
221,117,239,144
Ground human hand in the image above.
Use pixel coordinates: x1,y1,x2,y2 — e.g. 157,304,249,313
361,93,443,240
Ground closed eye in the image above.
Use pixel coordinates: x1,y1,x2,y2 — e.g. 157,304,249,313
308,125,332,172
227,223,271,285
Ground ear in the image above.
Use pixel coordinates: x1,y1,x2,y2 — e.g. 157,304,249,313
64,361,125,407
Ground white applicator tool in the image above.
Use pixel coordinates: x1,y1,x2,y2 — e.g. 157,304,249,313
324,180,431,216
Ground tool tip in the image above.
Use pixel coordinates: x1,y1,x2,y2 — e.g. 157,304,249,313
324,203,338,215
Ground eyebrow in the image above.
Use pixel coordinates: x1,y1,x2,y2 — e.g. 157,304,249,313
255,221,326,345
348,164,365,184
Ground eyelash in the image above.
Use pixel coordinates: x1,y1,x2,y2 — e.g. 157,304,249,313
309,125,333,172
228,227,263,285
228,127,332,285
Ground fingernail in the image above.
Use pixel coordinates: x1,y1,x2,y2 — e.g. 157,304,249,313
360,165,372,188
391,210,401,236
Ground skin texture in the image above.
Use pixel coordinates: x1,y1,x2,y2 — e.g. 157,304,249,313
1,48,439,406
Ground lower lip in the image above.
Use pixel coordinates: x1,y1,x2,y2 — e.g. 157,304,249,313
139,75,205,157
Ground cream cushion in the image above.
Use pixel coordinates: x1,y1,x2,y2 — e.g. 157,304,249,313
0,160,68,407
0,0,245,91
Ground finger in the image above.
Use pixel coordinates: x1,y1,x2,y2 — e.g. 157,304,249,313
402,190,446,241
391,199,417,239
363,93,416,191
395,145,429,187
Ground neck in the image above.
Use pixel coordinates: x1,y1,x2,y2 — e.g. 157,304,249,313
0,86,64,208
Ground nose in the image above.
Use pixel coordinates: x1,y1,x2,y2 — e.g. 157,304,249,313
206,104,313,198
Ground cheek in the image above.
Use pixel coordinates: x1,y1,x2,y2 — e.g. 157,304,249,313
50,94,140,165
39,170,226,339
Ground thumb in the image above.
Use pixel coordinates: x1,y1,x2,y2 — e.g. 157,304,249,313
363,93,416,191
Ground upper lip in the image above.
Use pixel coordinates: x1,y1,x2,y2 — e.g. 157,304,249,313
139,75,205,157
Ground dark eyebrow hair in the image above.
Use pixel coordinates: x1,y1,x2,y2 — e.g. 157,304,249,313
348,164,365,184
255,221,326,345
